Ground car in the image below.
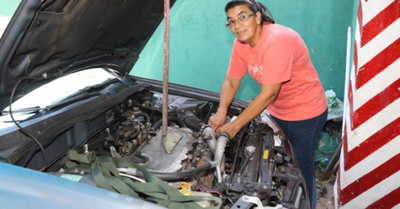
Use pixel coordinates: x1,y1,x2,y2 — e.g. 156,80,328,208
0,1,309,208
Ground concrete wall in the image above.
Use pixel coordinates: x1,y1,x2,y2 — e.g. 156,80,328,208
132,0,354,101
335,0,400,208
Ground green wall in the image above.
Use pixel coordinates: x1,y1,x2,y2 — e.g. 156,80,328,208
133,0,354,101
265,0,354,101
1,0,354,101
0,0,20,17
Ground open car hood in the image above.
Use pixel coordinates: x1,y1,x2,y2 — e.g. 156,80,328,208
0,0,175,111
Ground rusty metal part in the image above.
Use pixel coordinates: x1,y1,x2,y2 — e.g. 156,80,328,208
162,0,170,138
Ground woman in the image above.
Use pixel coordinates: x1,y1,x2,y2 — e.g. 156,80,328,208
208,1,328,208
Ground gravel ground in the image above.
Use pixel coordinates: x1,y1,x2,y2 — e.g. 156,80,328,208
316,179,335,209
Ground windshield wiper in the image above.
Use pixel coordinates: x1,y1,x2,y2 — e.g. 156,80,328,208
46,79,119,111
2,106,43,115
2,79,118,117
46,92,101,111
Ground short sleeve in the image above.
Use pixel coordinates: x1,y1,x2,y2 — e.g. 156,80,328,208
227,40,247,78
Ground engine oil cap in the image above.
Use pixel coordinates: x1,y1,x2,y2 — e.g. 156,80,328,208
179,182,191,196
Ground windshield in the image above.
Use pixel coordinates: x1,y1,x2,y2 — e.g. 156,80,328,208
0,68,114,128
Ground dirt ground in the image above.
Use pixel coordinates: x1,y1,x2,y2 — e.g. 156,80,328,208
316,179,335,209
315,120,341,209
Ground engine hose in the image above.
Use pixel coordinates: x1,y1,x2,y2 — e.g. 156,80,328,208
181,111,218,154
214,132,229,183
151,119,162,130
149,162,213,181
126,129,140,140
202,126,217,154
155,162,213,181
132,112,150,124
182,112,204,132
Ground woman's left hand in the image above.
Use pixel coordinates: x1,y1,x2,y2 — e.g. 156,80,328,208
216,122,239,139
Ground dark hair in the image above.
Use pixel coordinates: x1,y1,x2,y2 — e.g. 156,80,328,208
225,0,275,24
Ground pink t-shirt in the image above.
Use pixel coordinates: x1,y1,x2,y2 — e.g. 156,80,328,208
228,24,327,121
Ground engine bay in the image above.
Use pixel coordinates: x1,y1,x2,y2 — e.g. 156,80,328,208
45,89,309,209
0,79,309,208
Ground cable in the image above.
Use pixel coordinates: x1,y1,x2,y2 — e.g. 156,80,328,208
119,173,146,183
196,175,225,198
197,184,224,198
9,77,47,168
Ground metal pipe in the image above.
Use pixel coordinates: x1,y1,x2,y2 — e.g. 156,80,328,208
342,26,352,140
202,126,226,176
162,0,170,138
117,162,213,181
214,132,229,183
202,126,217,154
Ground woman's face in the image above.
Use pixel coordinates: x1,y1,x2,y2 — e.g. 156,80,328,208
226,5,261,46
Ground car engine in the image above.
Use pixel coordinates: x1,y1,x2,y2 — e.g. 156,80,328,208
0,78,309,208
48,90,309,209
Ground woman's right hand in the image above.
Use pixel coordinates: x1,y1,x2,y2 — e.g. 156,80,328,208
208,111,227,131
208,75,241,132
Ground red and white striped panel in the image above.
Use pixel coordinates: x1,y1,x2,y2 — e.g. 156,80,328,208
335,0,400,208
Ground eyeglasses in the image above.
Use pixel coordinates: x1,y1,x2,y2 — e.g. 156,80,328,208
226,13,255,27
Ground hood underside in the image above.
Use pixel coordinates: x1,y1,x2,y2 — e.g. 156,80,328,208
0,0,175,111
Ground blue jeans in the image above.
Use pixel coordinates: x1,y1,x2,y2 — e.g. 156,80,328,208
270,109,327,209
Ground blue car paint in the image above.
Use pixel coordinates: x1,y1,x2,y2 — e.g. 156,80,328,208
0,162,165,209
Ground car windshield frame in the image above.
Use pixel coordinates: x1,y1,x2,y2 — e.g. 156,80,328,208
0,68,115,128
